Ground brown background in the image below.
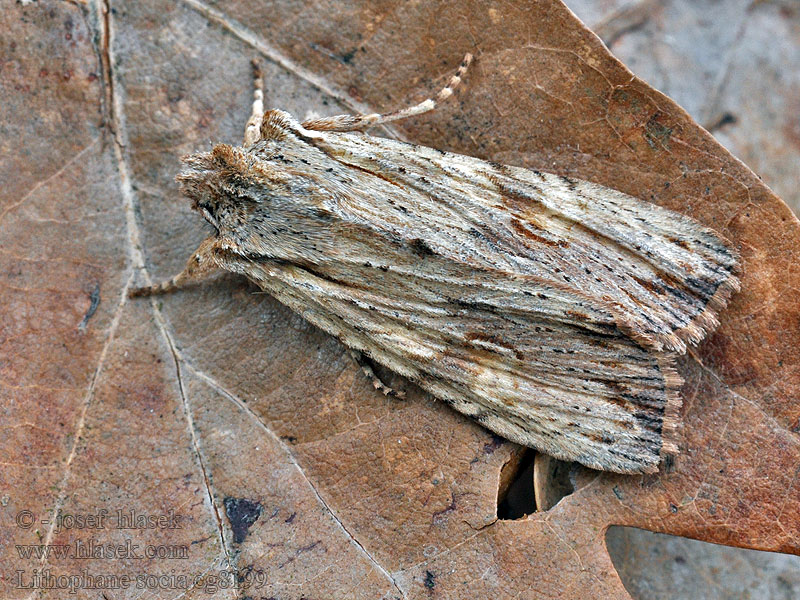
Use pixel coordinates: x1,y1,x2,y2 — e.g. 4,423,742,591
1,0,798,598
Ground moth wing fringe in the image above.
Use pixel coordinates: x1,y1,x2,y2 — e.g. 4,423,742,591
671,256,741,351
655,354,684,461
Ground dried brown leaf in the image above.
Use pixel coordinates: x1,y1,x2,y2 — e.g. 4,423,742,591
1,1,798,599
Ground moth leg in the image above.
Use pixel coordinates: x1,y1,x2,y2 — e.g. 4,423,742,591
302,53,472,132
349,350,405,399
128,237,221,298
244,59,265,146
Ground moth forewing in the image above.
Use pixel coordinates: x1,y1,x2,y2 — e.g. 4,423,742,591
132,55,739,474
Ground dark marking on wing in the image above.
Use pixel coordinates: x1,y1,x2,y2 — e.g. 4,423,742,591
410,237,435,258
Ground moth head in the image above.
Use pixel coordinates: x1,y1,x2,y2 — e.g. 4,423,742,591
177,144,292,231
177,142,334,262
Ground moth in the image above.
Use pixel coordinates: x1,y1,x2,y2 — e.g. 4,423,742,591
132,54,739,474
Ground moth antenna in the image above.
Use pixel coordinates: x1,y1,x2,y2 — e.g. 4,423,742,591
244,58,266,146
129,275,185,298
302,53,473,132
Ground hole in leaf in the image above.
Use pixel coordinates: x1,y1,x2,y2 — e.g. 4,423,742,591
497,450,576,519
607,526,800,599
497,450,536,519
